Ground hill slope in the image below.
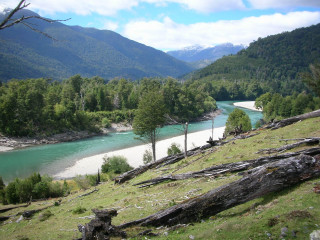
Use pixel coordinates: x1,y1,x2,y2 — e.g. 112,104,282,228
0,10,193,81
188,23,320,95
0,115,319,239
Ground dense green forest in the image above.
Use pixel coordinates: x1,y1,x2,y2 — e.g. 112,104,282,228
255,92,320,123
0,9,192,82
0,76,216,137
187,23,320,98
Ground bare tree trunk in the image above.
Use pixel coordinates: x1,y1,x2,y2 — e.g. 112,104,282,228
184,122,188,158
134,147,320,188
265,109,320,130
119,154,320,228
152,130,156,161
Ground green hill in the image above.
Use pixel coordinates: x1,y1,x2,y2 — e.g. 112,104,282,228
0,10,193,82
0,115,319,240
188,23,320,96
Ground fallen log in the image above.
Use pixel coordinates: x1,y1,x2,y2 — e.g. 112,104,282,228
265,109,320,130
120,153,320,228
256,138,320,154
114,146,207,184
134,148,320,188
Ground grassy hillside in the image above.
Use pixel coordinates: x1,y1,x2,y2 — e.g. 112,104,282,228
0,116,320,239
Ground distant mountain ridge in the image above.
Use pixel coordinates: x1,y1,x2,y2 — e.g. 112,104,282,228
0,9,193,82
167,43,244,68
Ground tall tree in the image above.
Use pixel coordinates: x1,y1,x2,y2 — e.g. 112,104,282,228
133,91,166,161
301,63,320,97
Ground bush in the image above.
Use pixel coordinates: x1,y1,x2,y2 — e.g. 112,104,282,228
39,210,53,221
167,143,182,156
143,150,153,165
72,206,87,214
74,175,91,190
224,108,252,136
101,156,133,174
2,173,68,204
101,118,111,128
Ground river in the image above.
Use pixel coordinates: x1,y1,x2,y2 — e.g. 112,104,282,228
0,101,262,182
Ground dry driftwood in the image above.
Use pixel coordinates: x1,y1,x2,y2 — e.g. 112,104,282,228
256,138,320,154
78,209,126,240
114,146,210,184
119,153,320,228
134,148,320,188
265,109,320,130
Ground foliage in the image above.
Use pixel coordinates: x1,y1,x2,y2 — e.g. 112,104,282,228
143,150,153,165
39,210,53,221
74,175,91,190
301,63,320,97
101,156,133,174
0,176,5,204
133,91,167,161
167,143,182,156
1,173,69,204
0,76,217,137
224,109,252,136
72,206,87,215
188,23,320,98
256,92,320,122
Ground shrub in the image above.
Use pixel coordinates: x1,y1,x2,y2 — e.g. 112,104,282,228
101,118,111,128
167,143,182,156
143,150,153,165
39,210,53,221
74,175,91,190
224,108,252,136
101,156,133,174
72,206,87,214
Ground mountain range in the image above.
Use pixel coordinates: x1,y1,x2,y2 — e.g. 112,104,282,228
167,43,244,69
0,9,193,82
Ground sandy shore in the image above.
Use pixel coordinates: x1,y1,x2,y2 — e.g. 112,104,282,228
0,146,14,152
233,101,262,111
54,126,225,179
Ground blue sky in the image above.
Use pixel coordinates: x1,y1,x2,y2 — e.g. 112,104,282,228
1,0,320,51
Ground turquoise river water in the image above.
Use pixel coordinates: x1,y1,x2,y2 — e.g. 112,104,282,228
0,101,262,182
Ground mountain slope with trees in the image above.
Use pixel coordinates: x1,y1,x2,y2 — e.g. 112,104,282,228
0,9,193,82
187,23,320,98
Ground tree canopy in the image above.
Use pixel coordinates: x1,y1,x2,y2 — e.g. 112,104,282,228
224,108,252,136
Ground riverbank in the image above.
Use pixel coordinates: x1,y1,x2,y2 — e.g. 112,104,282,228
53,126,225,179
0,109,221,152
233,101,262,111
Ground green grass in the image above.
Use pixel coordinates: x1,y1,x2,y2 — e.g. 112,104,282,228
0,117,320,240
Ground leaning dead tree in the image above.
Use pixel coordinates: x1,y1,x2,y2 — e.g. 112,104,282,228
114,145,211,184
265,109,320,130
256,137,320,154
0,0,69,39
119,154,320,228
134,147,320,188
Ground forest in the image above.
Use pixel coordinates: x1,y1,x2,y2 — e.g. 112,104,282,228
0,76,216,137
188,23,320,97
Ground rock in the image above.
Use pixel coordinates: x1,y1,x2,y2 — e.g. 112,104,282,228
281,227,288,237
310,230,320,240
189,235,195,239
16,215,24,223
78,209,126,240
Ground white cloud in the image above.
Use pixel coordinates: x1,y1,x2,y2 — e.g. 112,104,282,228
123,11,320,50
103,20,119,31
248,0,320,9
144,0,246,13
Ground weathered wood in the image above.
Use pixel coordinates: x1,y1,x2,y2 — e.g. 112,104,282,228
114,146,207,184
256,138,320,154
265,109,320,130
78,209,126,240
134,148,320,188
119,153,320,228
